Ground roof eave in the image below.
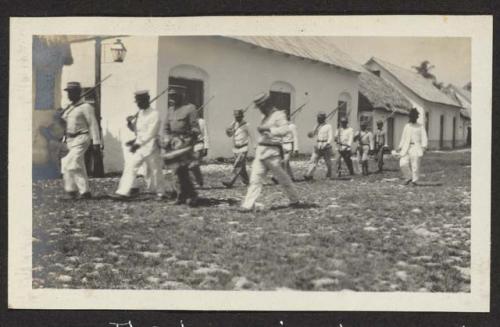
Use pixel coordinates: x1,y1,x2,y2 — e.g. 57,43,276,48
369,57,463,109
224,36,361,74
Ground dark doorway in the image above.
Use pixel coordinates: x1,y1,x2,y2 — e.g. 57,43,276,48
337,101,348,127
452,117,456,148
387,117,394,149
467,126,471,147
439,115,445,149
425,112,429,134
169,77,205,117
270,91,291,118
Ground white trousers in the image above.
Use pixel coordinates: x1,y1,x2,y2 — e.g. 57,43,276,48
400,146,423,182
242,155,299,209
116,147,166,196
61,135,90,194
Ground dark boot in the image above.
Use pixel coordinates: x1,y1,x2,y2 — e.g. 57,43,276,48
78,192,92,199
222,181,233,188
61,191,78,200
190,165,204,187
176,165,197,204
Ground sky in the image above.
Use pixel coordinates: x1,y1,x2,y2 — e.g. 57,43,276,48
329,37,471,88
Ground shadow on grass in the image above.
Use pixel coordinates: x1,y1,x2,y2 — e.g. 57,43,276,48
197,185,245,190
269,202,320,211
415,181,444,187
381,168,400,172
195,197,240,207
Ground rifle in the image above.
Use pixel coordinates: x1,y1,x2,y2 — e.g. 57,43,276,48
197,95,215,112
242,100,255,114
326,101,347,121
307,103,347,139
383,105,397,123
56,74,113,156
57,74,113,119
126,86,172,132
149,86,170,104
125,86,172,151
289,101,308,119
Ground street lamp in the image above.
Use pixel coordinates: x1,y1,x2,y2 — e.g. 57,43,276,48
110,39,127,62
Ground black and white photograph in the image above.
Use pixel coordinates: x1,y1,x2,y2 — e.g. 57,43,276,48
8,16,492,311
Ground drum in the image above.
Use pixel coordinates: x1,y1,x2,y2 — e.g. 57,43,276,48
161,135,194,165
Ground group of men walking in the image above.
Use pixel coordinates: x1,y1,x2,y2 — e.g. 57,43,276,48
56,81,428,210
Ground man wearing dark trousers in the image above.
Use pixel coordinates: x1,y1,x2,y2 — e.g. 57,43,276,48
159,85,200,206
223,109,251,188
335,117,355,176
374,120,387,173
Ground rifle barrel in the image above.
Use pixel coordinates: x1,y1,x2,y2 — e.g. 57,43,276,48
62,74,112,111
149,87,170,104
290,102,308,117
197,95,215,111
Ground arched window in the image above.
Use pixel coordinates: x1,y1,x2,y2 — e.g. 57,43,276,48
337,92,352,126
270,81,295,118
169,64,209,117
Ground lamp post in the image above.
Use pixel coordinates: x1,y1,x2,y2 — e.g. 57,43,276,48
90,36,127,177
110,39,127,62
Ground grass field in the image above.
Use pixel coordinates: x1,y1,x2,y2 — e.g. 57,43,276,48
32,150,471,292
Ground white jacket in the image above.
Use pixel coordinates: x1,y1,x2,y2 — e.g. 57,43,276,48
255,109,290,160
399,122,428,157
133,107,160,157
283,122,300,151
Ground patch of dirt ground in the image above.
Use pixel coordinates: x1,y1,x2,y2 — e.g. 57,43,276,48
32,151,470,292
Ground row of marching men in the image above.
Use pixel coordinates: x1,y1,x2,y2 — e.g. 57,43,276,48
223,103,392,186
56,81,428,210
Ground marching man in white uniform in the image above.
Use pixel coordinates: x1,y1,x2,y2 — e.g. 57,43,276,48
354,122,374,175
304,112,333,180
223,109,251,188
240,93,301,212
397,108,428,185
57,82,101,200
113,90,166,199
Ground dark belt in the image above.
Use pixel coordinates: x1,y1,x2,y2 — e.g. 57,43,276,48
170,131,192,137
258,142,284,158
234,142,249,149
66,131,88,138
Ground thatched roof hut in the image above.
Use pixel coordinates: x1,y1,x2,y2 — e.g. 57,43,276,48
366,57,461,108
358,69,413,114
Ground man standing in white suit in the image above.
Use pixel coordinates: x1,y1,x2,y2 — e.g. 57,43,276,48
113,90,166,199
398,108,428,185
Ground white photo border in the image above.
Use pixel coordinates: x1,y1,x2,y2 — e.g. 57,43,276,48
8,15,492,311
